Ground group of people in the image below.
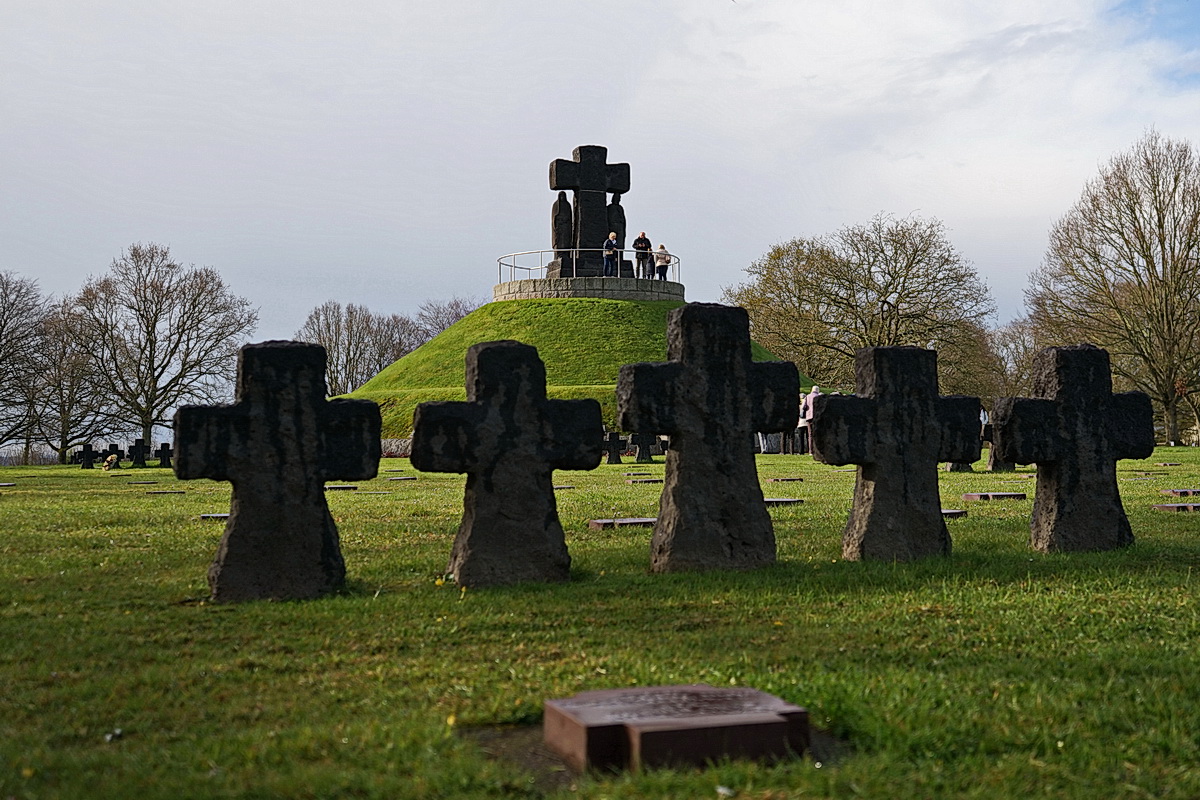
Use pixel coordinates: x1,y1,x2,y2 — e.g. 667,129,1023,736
604,231,671,279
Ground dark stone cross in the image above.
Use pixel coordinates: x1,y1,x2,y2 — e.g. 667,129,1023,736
811,347,981,561
991,344,1154,552
78,443,96,469
631,431,657,463
155,442,173,469
103,444,124,460
602,431,625,465
618,304,799,572
549,145,630,276
128,438,149,468
411,340,603,587
174,341,382,602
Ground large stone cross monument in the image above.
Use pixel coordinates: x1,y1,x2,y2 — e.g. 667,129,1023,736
991,344,1154,552
618,303,799,572
174,341,382,602
811,347,981,561
548,145,631,278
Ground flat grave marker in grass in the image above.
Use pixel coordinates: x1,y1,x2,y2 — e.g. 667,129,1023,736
618,303,798,573
411,340,602,587
763,498,803,506
543,684,809,773
174,340,382,603
1161,489,1200,497
326,485,358,491
942,509,968,519
626,478,664,484
388,476,417,481
811,346,981,562
992,344,1154,553
553,485,575,490
128,481,157,485
147,490,186,495
0,482,14,487
962,492,1027,501
766,477,804,483
623,472,651,476
588,517,657,530
1156,462,1183,467
200,513,230,520
1153,503,1200,512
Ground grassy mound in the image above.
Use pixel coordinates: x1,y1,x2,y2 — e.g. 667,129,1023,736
352,297,807,436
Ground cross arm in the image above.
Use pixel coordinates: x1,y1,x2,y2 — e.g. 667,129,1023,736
811,395,876,466
937,395,983,463
991,397,1060,464
411,401,483,473
750,361,800,432
544,398,605,470
1108,391,1155,459
320,399,382,481
605,164,631,194
617,362,684,435
173,404,245,481
549,159,581,191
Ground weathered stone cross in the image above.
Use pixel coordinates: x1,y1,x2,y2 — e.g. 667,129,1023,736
631,431,657,463
618,303,799,572
992,344,1154,552
411,340,603,587
174,341,382,602
811,347,981,561
550,145,630,257
155,442,173,469
602,431,625,464
78,443,96,469
128,438,149,468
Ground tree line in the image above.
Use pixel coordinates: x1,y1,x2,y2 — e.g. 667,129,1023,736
0,242,479,463
724,130,1200,444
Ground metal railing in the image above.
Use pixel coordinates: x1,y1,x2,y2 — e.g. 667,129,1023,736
497,249,681,283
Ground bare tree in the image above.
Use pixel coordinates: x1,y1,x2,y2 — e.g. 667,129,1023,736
28,298,120,462
295,301,424,395
0,271,45,448
1027,130,1200,443
74,243,259,444
723,214,995,392
987,316,1040,401
415,295,484,340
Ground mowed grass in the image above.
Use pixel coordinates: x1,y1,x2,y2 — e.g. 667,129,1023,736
3,451,1200,799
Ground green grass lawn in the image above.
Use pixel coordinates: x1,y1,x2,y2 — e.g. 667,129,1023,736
3,451,1200,798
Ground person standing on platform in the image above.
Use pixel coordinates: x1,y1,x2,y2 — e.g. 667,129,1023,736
654,244,671,280
603,232,620,277
632,231,653,278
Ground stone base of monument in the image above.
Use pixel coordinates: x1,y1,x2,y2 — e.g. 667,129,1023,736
962,492,1027,501
543,685,809,773
1154,503,1200,512
1161,489,1200,497
588,517,656,530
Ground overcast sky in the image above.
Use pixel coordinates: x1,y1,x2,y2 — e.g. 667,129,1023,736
3,0,1199,340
